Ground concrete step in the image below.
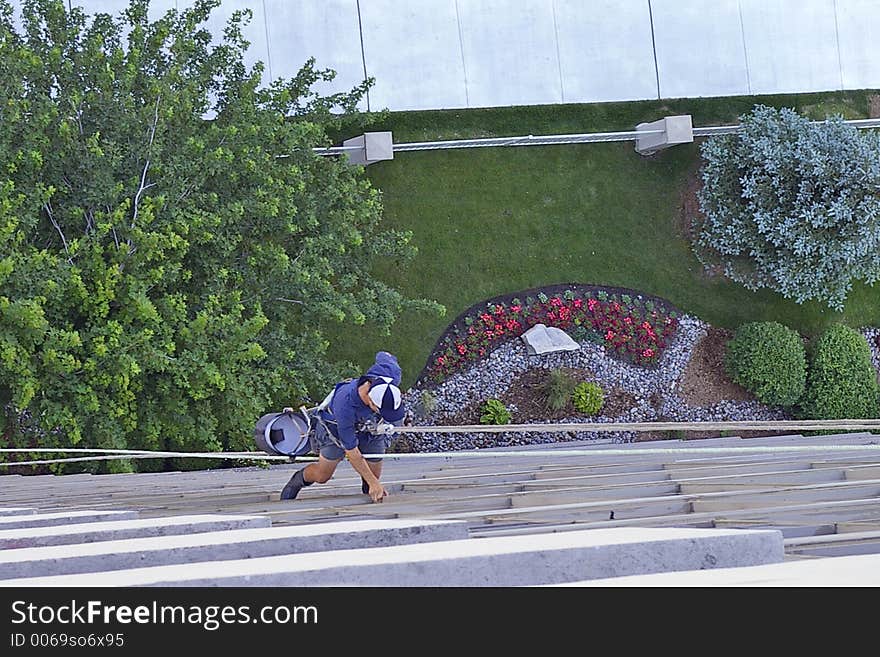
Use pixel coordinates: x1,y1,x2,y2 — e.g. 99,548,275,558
837,520,880,533
508,483,681,508
680,470,846,493
549,552,880,586
0,514,271,549
784,529,880,558
844,465,880,480
691,482,880,512
0,519,468,580
522,470,671,489
0,508,36,517
0,527,784,587
0,510,137,530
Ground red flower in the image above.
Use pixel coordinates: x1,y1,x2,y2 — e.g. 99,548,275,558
457,344,467,355
605,330,615,341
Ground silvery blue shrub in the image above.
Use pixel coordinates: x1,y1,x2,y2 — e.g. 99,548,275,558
696,105,880,310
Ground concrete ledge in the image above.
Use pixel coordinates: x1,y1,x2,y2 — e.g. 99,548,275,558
0,519,468,579
0,510,137,530
0,527,784,587
0,514,271,549
0,508,36,517
549,553,880,586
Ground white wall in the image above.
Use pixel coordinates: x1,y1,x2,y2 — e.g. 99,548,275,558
8,0,878,110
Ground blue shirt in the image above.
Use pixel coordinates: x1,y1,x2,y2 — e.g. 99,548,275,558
317,352,402,451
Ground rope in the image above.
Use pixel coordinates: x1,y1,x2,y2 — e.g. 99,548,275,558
2,444,880,467
390,419,880,434
1,416,879,468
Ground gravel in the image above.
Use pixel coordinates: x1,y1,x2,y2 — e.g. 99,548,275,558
401,314,792,452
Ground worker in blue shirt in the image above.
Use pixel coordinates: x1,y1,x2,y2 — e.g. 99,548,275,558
280,351,406,503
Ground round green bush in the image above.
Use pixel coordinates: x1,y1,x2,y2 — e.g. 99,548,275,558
724,321,806,406
479,398,511,425
572,382,603,416
799,324,880,420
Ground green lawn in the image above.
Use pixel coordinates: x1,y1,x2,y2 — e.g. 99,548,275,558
325,90,880,390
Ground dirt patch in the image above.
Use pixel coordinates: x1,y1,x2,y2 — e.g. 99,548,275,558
678,161,703,244
498,367,596,422
678,152,725,280
600,388,637,419
679,326,755,407
869,95,880,119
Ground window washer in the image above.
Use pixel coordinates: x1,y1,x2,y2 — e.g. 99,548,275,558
280,351,406,503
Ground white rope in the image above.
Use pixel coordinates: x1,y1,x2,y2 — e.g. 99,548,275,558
1,419,877,467
2,443,879,468
391,419,880,434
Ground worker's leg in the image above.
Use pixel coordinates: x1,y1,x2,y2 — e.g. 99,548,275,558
280,424,344,500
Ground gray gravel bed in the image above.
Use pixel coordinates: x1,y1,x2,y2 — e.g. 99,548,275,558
401,315,791,452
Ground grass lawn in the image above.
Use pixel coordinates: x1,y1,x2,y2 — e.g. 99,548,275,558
324,90,880,390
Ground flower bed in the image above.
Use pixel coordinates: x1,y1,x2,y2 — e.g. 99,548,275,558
421,284,680,385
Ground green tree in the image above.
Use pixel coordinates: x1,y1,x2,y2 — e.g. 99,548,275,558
695,105,880,311
0,0,440,471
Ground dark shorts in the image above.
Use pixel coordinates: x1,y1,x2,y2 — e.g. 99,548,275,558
312,419,388,462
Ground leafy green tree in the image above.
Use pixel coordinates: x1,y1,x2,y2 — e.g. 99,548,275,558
0,0,440,471
695,105,880,311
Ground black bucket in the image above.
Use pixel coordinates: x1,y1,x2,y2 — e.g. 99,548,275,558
254,411,313,457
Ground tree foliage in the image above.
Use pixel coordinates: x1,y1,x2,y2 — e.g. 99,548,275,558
0,0,441,471
695,105,880,311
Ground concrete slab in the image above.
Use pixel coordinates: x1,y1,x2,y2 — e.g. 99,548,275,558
651,0,750,98
551,552,880,586
739,0,842,94
0,519,468,579
360,0,467,110
0,527,784,587
456,0,562,108
0,510,137,530
0,514,270,549
836,0,880,90
553,0,658,102
262,0,367,110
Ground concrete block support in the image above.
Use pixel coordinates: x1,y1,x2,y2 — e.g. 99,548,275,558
342,132,394,166
0,527,784,587
0,514,271,549
635,115,693,155
0,510,137,530
0,519,468,580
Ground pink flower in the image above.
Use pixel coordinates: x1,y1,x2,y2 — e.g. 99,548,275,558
642,348,655,358
457,344,467,355
605,330,615,341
